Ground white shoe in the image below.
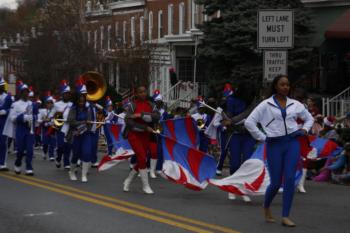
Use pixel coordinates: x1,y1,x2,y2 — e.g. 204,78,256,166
69,164,77,181
64,165,71,170
216,169,222,176
123,169,138,192
228,193,236,200
81,162,90,183
140,169,154,194
25,170,34,176
242,195,251,203
149,159,157,179
278,187,283,194
14,166,21,174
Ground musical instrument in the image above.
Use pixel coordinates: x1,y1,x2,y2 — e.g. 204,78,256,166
53,112,64,129
197,119,206,130
81,71,107,102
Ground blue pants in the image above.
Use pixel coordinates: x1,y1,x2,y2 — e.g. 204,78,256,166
14,127,34,170
199,131,209,153
156,139,163,171
72,132,93,163
229,133,256,174
264,135,300,217
91,131,99,163
104,125,113,155
216,131,227,171
0,123,7,166
42,128,56,159
56,131,71,166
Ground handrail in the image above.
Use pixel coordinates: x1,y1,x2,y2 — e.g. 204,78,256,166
329,86,350,101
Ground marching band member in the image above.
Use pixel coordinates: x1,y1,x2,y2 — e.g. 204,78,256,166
245,75,314,227
89,100,101,168
222,81,257,202
38,92,56,161
216,84,233,176
67,81,94,182
50,80,73,169
28,87,41,148
4,81,38,175
0,76,13,171
152,90,172,175
191,97,210,153
103,96,118,155
123,85,160,194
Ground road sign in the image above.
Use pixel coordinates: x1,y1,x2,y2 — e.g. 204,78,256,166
263,50,288,82
258,10,294,49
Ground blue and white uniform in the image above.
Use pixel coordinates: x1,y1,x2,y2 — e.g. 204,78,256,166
245,96,314,217
0,79,13,170
4,82,38,175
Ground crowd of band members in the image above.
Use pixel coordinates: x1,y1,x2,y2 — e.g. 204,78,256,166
1,74,349,227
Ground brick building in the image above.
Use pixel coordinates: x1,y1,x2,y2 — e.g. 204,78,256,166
83,0,208,102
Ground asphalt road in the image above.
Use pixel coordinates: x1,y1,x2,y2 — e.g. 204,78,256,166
0,149,349,233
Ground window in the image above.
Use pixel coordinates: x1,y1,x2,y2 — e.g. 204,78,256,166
140,16,144,44
191,0,199,29
123,21,127,45
158,10,163,39
179,3,185,34
148,11,153,40
87,31,91,44
100,25,104,49
107,25,111,50
168,4,173,35
131,17,135,47
94,30,97,50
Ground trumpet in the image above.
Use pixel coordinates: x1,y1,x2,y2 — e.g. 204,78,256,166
53,113,65,129
197,119,206,130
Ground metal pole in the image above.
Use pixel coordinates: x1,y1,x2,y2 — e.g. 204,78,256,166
193,35,197,84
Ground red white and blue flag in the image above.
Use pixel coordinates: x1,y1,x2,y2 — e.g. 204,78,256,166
98,124,134,171
161,135,217,191
161,117,199,148
209,143,270,196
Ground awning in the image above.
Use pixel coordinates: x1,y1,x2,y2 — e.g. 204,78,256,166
325,9,350,39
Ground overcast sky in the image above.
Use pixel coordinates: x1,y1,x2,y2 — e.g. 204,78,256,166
0,0,18,9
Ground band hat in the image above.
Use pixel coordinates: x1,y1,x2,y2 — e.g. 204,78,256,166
0,75,5,86
223,83,233,98
60,80,71,94
105,96,112,106
152,89,163,101
75,77,87,94
16,80,29,92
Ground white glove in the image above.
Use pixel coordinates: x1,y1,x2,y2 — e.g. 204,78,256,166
24,114,33,123
0,110,6,115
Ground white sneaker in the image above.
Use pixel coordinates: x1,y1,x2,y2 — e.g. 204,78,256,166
228,193,236,200
81,162,90,183
216,169,222,176
14,166,21,174
25,170,34,176
242,195,251,203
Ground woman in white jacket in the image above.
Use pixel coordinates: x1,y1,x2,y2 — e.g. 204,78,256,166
245,75,314,227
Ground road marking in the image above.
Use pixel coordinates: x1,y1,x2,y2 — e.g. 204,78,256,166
24,211,54,217
0,173,225,233
12,174,240,233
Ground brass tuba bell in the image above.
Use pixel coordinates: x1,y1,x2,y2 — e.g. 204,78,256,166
81,71,107,102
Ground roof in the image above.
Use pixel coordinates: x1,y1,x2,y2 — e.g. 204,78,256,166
325,9,350,39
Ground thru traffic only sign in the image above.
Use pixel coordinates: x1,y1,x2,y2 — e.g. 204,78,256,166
258,10,294,49
263,50,288,82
